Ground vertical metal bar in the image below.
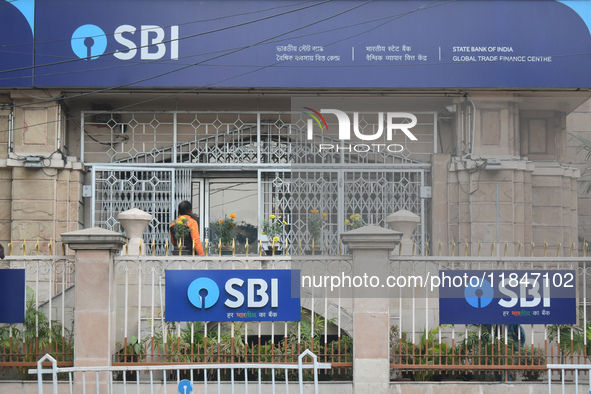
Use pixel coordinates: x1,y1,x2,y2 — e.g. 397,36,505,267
163,368,168,394
151,266,155,355
204,364,208,394
149,370,153,394
433,112,438,154
285,367,288,394
95,371,99,394
125,262,129,342
35,260,39,340
412,272,415,344
90,167,96,227
257,112,261,164
548,367,551,394
231,368,235,394
48,260,53,344
138,263,142,342
585,261,588,351
258,369,262,394
83,371,87,394
173,112,177,164
217,369,221,394
81,112,85,162
420,169,426,253
62,259,66,341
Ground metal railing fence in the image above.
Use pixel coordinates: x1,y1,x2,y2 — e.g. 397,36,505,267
0,256,75,377
390,256,590,382
112,255,353,381
30,350,331,394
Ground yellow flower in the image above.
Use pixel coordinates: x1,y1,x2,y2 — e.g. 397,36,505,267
269,214,276,219
229,213,236,219
261,231,266,235
283,221,288,225
272,236,280,243
345,219,350,225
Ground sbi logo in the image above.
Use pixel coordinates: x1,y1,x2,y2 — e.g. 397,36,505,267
187,277,279,309
464,279,494,308
464,278,550,309
71,24,179,60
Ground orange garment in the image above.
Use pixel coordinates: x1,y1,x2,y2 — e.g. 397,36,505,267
170,215,205,255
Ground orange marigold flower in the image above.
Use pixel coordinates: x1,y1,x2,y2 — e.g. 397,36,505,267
219,219,224,224
229,213,236,219
322,212,327,217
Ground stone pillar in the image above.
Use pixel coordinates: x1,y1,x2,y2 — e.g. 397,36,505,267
341,226,401,394
117,208,152,256
61,227,127,393
386,210,420,256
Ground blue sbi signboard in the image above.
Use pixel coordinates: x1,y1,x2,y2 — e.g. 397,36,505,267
439,270,576,325
1,0,591,88
165,270,300,322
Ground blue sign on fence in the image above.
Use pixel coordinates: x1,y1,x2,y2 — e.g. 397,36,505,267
0,269,26,323
439,270,576,325
165,270,301,322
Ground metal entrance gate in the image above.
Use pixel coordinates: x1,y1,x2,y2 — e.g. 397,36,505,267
259,168,429,255
91,166,191,255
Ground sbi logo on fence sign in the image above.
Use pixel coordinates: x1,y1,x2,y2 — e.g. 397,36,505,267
186,276,278,309
439,270,576,325
165,270,300,322
71,24,179,60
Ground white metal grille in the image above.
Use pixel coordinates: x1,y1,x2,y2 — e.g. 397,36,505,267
92,167,191,255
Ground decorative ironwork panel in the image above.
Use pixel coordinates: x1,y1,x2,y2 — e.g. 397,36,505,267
289,111,436,165
82,111,436,165
343,170,427,252
82,112,176,164
260,170,426,255
92,167,192,255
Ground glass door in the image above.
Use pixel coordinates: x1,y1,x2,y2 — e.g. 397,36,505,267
192,177,258,254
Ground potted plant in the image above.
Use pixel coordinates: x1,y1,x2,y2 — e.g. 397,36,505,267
307,209,327,253
345,214,364,230
261,214,286,254
218,213,237,255
170,217,192,254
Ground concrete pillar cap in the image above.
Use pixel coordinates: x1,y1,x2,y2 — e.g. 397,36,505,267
117,208,153,221
61,227,127,251
386,209,420,224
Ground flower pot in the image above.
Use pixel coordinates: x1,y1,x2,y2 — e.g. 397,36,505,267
220,245,233,256
305,245,322,255
265,247,282,256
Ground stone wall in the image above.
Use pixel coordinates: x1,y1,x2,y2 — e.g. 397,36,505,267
0,91,84,253
433,95,580,256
